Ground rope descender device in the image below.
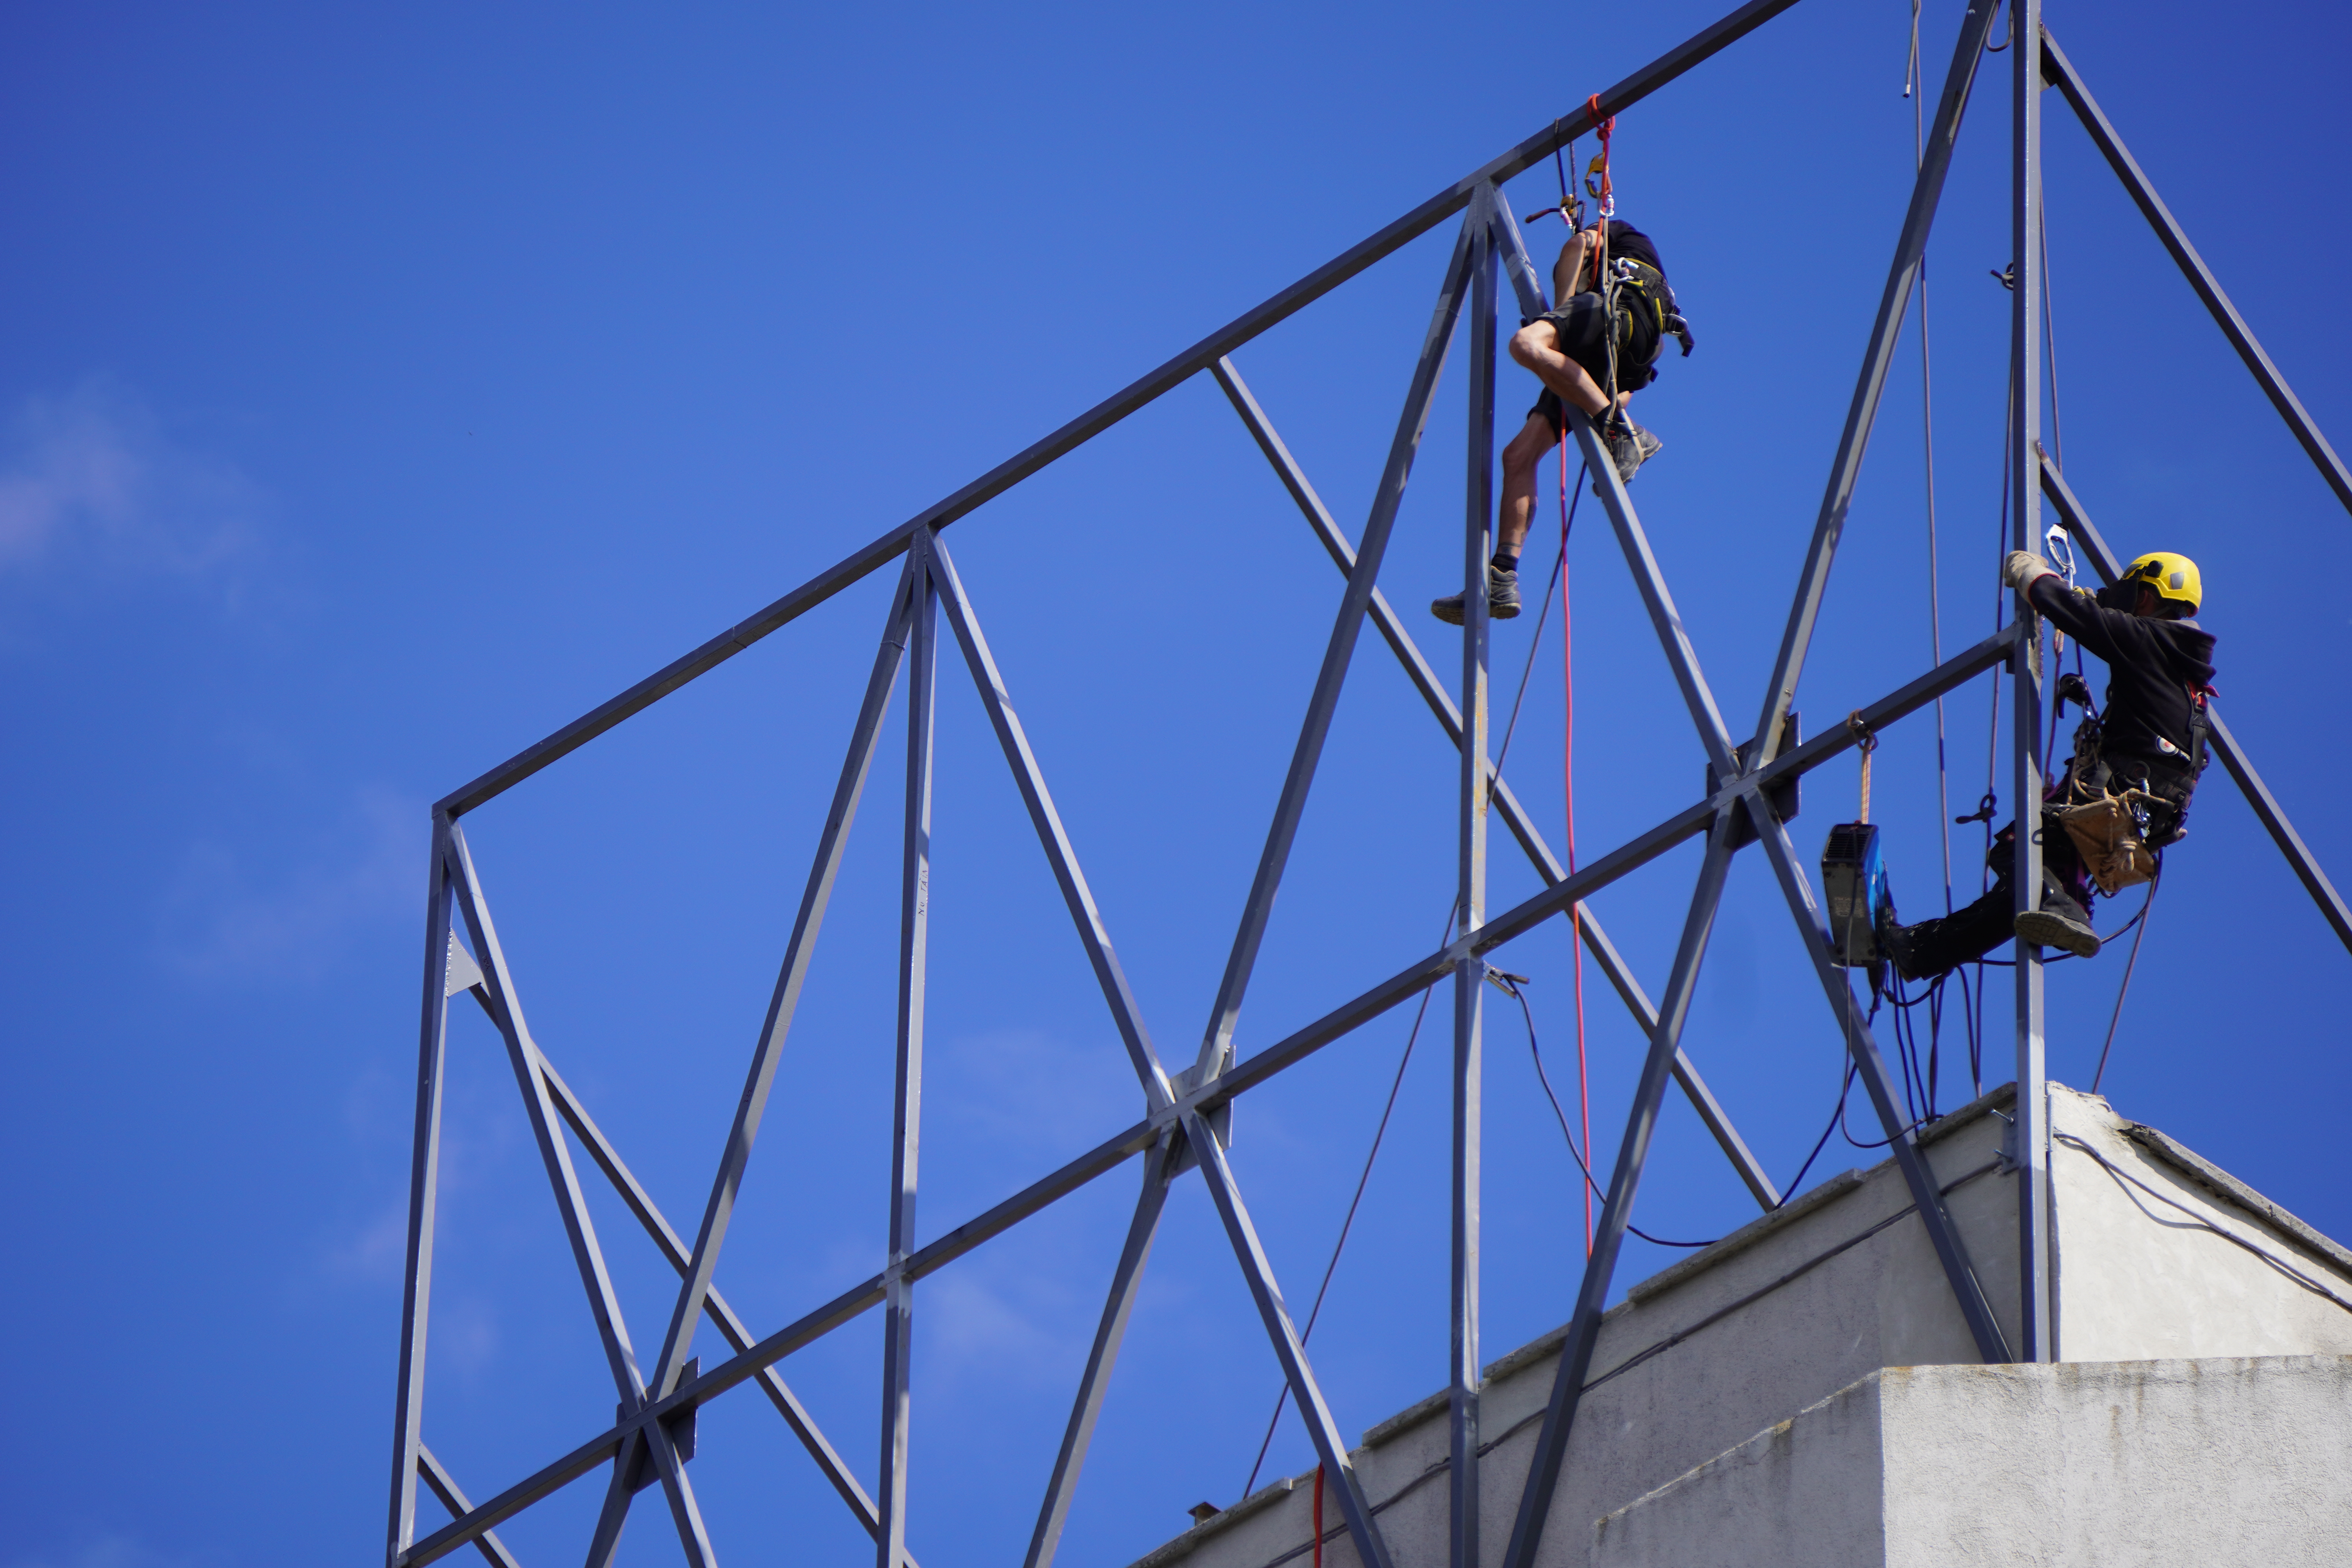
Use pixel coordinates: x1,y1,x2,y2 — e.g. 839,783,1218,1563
1527,118,1588,228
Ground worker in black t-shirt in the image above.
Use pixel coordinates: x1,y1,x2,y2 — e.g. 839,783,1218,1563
1885,549,2217,980
1436,218,1683,626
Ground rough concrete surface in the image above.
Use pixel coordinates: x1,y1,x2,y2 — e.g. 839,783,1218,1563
1591,1356,2352,1567
1128,1084,2352,1568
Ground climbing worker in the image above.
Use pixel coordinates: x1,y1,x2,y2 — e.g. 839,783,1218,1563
1434,217,1686,625
1884,549,2216,978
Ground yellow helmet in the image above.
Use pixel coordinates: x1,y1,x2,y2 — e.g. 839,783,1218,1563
2122,551,2201,614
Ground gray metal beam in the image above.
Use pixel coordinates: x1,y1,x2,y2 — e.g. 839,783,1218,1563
2037,453,2352,954
443,833,713,1568
1499,815,1740,1568
1194,214,1477,1083
2011,0,2055,1364
925,531,1178,1111
1211,351,1780,1211
1450,189,1497,1568
1185,1110,1396,1568
1022,1140,1179,1568
429,0,1810,822
650,561,918,1405
1208,623,2021,1115
534,1050,891,1542
398,624,2022,1568
1740,792,2012,1361
1748,0,2004,770
877,536,938,1568
1568,411,1738,775
387,821,457,1567
445,833,650,1407
2040,28,2352,521
416,1445,525,1568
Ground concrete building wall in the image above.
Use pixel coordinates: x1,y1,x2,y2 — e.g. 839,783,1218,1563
1590,1356,2352,1568
1127,1084,2352,1568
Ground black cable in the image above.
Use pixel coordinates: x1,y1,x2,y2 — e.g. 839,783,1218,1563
1238,949,1436,1500
1776,1061,1856,1204
2055,1133,2352,1315
2091,870,2160,1095
1238,555,1583,1496
1496,975,1717,1248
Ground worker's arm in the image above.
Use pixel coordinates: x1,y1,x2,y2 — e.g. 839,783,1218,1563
2022,568,2139,665
1553,230,1597,301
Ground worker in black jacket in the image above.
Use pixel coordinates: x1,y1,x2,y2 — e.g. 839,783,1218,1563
1886,548,2216,979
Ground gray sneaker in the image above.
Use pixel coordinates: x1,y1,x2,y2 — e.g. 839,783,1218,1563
1593,421,1663,492
2014,906,2101,959
1431,565,1521,625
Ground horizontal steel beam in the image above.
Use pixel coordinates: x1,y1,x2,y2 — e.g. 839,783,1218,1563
405,619,2016,1567
416,1445,524,1568
1209,355,1778,1209
399,1113,1162,1566
432,0,1808,820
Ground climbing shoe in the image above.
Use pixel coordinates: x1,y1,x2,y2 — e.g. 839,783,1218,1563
2014,906,2101,960
1431,565,1521,625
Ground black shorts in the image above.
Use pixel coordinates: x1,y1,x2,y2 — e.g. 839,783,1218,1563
1527,290,1661,434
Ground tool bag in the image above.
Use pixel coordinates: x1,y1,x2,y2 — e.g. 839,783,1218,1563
2054,791,2158,896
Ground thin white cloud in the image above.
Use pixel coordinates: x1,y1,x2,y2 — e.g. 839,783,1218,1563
7,1535,181,1568
0,377,260,582
156,785,424,983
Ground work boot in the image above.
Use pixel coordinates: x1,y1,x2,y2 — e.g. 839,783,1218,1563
1431,565,1521,625
2014,900,2101,959
1592,419,1663,491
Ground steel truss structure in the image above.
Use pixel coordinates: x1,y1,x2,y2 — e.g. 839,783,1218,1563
385,3,2352,1565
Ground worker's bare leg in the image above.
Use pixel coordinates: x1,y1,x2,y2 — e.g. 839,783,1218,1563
1508,322,1624,419
1496,412,1554,561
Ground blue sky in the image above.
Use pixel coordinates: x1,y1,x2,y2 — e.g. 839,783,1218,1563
3,2,2347,1566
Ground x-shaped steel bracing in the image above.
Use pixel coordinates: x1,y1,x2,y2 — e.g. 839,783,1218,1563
385,3,2352,1564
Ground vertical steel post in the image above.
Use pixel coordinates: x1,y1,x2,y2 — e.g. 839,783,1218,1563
878,531,938,1568
386,816,456,1567
650,560,917,1407
1192,217,1478,1082
2012,0,2054,1363
1449,189,1496,1568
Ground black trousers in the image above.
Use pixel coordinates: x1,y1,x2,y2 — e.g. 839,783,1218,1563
1891,762,2189,979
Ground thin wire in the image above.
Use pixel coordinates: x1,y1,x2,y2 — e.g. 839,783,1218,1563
1915,87,1953,914
1558,434,1593,1251
2090,871,2159,1094
1239,521,1585,1494
2040,184,2063,469
1780,1061,1858,1201
1237,945,1438,1500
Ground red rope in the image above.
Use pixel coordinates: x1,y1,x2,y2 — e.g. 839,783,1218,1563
1558,428,1593,1256
1585,94,1616,219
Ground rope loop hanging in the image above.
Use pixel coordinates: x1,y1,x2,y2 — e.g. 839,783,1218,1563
1848,711,1880,824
